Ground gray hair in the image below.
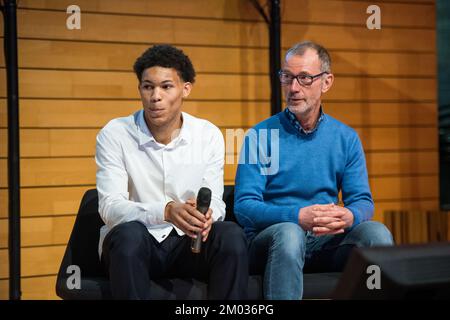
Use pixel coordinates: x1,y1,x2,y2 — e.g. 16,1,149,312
285,41,331,73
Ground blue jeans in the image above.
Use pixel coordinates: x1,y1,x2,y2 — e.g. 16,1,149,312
248,221,394,300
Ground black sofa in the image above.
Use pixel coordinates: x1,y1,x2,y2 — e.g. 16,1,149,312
56,186,341,299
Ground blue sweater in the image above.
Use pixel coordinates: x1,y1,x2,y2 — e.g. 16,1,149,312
234,110,374,240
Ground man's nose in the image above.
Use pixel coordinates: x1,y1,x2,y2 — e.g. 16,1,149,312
289,78,301,92
150,87,162,102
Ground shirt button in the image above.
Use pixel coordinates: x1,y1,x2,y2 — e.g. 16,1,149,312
162,234,166,238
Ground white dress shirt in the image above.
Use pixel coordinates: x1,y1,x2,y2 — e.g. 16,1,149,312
95,110,226,257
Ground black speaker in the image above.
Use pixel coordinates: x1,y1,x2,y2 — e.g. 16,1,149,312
332,242,450,299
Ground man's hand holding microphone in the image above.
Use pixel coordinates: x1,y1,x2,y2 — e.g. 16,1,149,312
164,187,212,253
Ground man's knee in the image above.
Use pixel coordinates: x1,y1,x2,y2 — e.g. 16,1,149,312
348,221,394,247
268,222,307,261
105,221,149,257
210,221,248,256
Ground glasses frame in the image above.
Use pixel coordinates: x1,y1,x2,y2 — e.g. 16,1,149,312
278,70,329,86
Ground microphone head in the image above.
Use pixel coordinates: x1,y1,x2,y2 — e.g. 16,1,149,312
196,187,212,212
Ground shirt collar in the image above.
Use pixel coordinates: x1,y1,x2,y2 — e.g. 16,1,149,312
137,110,191,148
284,106,325,135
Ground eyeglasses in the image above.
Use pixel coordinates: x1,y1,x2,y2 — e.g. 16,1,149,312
278,70,329,86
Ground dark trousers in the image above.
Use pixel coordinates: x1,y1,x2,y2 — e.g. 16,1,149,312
101,220,249,300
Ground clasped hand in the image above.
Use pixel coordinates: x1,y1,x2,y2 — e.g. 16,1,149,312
298,203,354,236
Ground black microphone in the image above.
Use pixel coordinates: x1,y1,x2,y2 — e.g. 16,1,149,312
191,187,212,254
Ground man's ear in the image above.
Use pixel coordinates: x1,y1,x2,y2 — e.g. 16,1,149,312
182,82,193,98
321,73,334,93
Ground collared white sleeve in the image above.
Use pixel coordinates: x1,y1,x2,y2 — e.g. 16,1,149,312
95,126,169,230
202,125,226,222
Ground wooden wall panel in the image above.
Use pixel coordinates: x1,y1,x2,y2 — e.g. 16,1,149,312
13,70,270,100
1,69,436,101
0,246,65,278
17,0,435,29
0,275,58,300
0,0,440,299
0,100,438,130
2,151,438,188
0,186,90,219
0,40,437,77
0,40,269,75
9,10,268,47
0,126,439,159
17,0,261,21
282,0,435,28
0,216,75,248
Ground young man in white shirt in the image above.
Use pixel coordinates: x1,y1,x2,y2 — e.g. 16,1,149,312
96,44,248,299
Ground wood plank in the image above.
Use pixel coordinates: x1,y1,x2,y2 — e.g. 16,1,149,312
0,127,5,158
7,10,435,51
23,158,96,188
17,0,261,22
17,0,435,28
0,99,437,129
324,102,437,126
0,188,6,219
0,151,439,189
0,199,439,249
283,0,435,28
0,39,269,75
14,10,269,47
355,127,438,151
0,71,4,98
0,275,59,300
226,175,440,200
2,176,440,218
0,99,270,128
2,69,435,101
223,127,439,157
330,51,436,77
224,151,438,182
0,245,65,279
0,186,91,219
1,153,438,198
370,175,439,200
373,198,439,223
0,126,437,158
14,129,99,158
22,275,59,299
0,158,96,188
328,76,436,101
282,23,435,52
0,277,6,299
366,151,438,176
0,215,76,249
374,0,434,2
0,39,436,77
11,70,270,101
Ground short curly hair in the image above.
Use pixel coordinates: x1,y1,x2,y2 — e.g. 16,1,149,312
133,44,196,84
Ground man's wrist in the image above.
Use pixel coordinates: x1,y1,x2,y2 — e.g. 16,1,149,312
164,201,175,221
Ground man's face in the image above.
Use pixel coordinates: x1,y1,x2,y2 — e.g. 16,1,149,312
281,49,333,117
138,66,192,128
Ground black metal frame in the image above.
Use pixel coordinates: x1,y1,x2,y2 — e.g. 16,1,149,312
250,0,282,115
1,0,21,300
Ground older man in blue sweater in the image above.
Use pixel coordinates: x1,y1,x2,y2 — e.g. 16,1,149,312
234,41,393,300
